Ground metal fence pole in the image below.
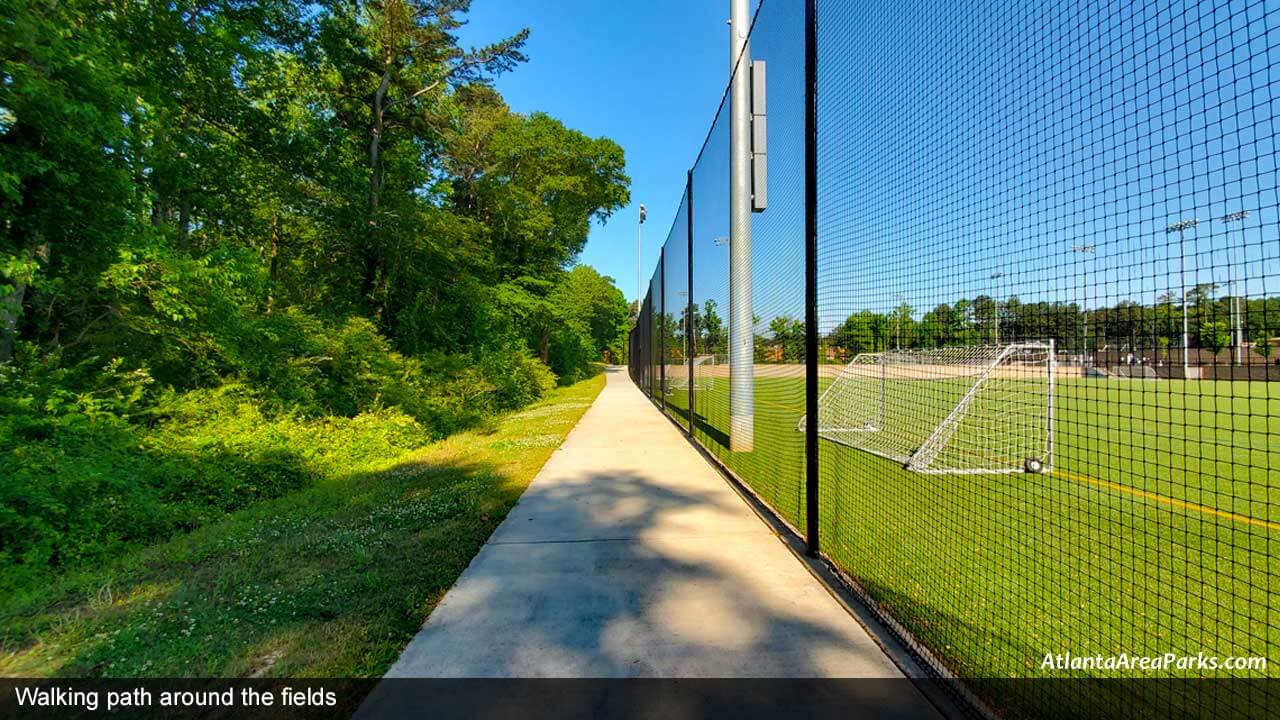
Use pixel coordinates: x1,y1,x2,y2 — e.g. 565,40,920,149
687,170,696,434
659,250,666,412
729,0,755,451
803,0,820,557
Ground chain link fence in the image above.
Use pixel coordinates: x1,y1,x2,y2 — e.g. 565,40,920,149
630,1,1278,717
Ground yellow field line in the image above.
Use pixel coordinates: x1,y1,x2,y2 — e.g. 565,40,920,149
757,398,805,414
1051,467,1280,532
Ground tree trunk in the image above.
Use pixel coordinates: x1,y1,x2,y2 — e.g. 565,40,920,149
179,193,192,244
0,235,42,364
538,327,549,364
361,70,392,315
0,281,27,364
265,211,280,315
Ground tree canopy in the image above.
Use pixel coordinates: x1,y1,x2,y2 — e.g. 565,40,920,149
1,0,631,377
0,0,633,587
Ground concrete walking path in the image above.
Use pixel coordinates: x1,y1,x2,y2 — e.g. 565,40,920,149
383,367,938,702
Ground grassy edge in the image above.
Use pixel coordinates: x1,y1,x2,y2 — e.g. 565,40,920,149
0,371,606,678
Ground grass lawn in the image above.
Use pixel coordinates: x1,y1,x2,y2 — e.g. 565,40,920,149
0,373,604,678
661,372,1278,716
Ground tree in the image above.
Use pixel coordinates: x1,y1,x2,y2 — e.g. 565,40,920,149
890,300,914,348
1254,330,1274,362
549,266,629,359
1200,321,1230,358
701,299,725,355
316,0,529,312
768,315,804,362
0,0,133,362
446,92,629,281
1187,282,1219,311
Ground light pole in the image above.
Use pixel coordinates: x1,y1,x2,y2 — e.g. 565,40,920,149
1220,210,1248,366
1166,218,1199,378
990,270,1004,344
894,292,906,350
1071,244,1095,366
636,204,646,313
728,0,754,451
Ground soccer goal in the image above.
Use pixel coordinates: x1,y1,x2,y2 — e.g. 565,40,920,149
798,342,1054,474
666,354,715,393
1110,365,1158,379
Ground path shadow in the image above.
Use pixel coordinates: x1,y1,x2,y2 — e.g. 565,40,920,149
362,448,948,717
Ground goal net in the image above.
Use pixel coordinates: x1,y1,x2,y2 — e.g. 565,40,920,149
667,355,715,393
1110,365,1157,379
798,342,1054,474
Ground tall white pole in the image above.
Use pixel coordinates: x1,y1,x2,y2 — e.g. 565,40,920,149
991,271,1004,344
1222,211,1248,366
1071,245,1094,366
1182,233,1190,378
729,0,754,451
1166,219,1197,379
636,204,646,315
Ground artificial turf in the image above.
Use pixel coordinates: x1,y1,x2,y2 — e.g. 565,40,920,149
657,371,1278,717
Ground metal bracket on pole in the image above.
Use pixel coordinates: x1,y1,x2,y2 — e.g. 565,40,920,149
751,60,768,213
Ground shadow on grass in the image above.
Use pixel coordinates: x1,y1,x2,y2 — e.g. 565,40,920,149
689,410,730,449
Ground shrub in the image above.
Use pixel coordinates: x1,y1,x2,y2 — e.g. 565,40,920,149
478,345,556,411
547,321,596,385
0,351,435,593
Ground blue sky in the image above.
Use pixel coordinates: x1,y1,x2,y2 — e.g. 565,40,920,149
458,0,1278,334
456,0,734,302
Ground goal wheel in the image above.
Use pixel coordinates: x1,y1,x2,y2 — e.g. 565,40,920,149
1024,458,1045,474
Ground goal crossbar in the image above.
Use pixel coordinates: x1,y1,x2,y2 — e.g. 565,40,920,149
798,341,1055,474
666,355,714,393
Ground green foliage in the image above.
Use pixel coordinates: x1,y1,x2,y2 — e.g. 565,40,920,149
821,294,1280,359
0,374,605,678
477,344,557,410
0,0,630,590
1255,331,1273,359
0,351,435,592
767,316,805,362
1200,321,1231,357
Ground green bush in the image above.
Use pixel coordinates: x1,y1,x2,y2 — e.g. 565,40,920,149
0,350,434,593
477,345,557,411
547,321,596,385
0,296,564,591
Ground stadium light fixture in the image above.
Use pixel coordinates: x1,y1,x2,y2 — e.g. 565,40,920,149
1166,218,1199,378
1219,211,1249,366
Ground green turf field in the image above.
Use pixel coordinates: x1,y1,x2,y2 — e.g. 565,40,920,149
658,371,1278,715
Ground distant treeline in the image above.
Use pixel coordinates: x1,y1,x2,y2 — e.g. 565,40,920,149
652,288,1279,362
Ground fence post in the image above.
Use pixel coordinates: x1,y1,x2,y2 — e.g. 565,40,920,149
687,171,696,434
658,250,665,412
804,0,820,558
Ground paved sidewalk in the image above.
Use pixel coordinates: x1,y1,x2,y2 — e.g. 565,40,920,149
384,367,935,696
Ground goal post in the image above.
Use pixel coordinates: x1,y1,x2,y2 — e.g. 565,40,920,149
667,355,715,393
1110,365,1158,379
799,341,1055,474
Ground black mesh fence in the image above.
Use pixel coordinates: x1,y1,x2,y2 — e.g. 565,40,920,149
662,191,691,430
648,257,663,403
628,0,1279,716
